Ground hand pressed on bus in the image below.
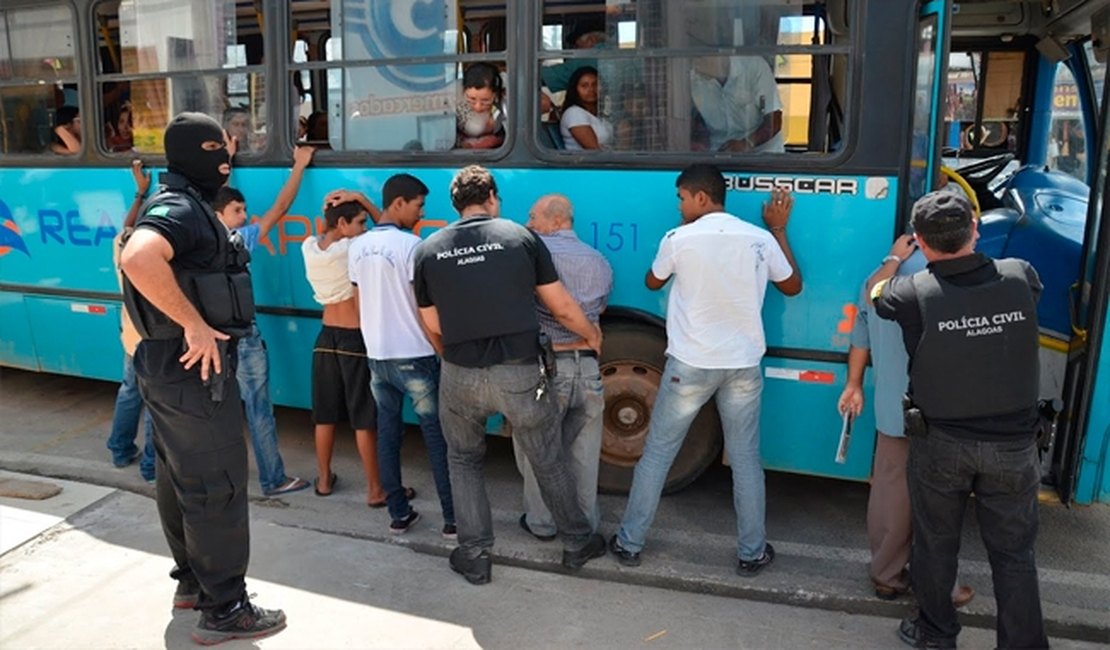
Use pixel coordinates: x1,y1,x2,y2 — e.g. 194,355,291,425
761,188,793,231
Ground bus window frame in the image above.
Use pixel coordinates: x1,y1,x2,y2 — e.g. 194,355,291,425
525,0,859,170
88,0,270,161
285,2,515,164
0,0,84,165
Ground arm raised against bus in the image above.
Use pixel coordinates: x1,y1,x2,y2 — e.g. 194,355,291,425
256,146,315,240
120,229,228,381
763,189,802,296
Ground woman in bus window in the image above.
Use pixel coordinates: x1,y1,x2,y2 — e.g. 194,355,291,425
51,105,81,155
105,101,134,152
560,66,612,151
456,63,506,149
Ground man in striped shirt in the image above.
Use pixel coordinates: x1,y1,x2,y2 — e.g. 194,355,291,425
514,194,613,542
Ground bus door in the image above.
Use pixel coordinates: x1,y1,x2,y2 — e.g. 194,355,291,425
1053,42,1110,506
907,0,952,207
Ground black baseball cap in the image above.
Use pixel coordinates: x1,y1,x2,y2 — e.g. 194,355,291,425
910,190,973,236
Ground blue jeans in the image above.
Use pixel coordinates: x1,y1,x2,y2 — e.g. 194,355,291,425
617,357,766,561
908,429,1047,648
106,354,156,480
369,356,454,524
513,352,603,537
439,360,592,557
236,327,289,493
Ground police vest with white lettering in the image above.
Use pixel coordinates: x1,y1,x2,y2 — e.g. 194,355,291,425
122,178,255,341
908,258,1039,420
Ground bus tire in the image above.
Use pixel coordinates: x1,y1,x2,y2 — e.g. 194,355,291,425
597,320,723,495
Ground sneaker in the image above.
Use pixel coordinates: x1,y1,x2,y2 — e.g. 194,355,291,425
173,579,200,609
563,533,607,570
112,450,140,468
608,534,641,567
143,476,157,485
263,477,311,497
191,596,286,646
519,513,557,542
449,547,491,585
389,510,420,535
736,543,775,577
442,523,458,541
897,616,956,649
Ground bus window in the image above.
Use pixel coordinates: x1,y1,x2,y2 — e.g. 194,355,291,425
92,0,266,155
289,0,508,153
945,50,1026,155
0,5,80,157
537,0,846,155
1048,63,1088,183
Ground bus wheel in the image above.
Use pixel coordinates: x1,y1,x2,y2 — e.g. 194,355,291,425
597,321,723,495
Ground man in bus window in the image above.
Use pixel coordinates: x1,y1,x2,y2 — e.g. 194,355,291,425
514,194,612,543
837,236,974,608
206,146,316,497
413,165,606,585
609,164,801,575
120,112,286,644
870,191,1047,649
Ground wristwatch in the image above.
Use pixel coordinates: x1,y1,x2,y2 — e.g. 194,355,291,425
881,254,902,265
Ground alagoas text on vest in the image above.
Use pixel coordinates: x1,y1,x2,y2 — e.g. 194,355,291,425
937,310,1028,338
435,242,506,266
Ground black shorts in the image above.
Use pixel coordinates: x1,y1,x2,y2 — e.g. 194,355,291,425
311,326,376,429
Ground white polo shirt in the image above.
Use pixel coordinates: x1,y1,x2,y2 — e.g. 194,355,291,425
347,224,434,360
651,211,793,369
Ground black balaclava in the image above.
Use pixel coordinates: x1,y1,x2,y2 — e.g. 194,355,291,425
163,112,229,201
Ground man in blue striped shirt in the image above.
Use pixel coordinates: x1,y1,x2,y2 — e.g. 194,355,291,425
514,194,613,541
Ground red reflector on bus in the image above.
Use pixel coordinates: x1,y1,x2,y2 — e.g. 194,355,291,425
799,371,836,384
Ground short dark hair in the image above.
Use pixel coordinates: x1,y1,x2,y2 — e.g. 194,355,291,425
450,165,498,212
222,106,249,124
564,66,599,111
55,105,79,128
324,201,363,230
675,163,726,206
383,174,429,209
462,62,503,98
213,186,245,212
911,191,974,254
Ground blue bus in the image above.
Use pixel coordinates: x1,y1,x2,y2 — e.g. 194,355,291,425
1,0,1107,504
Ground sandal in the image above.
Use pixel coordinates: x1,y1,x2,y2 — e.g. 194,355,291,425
314,472,338,496
368,486,415,508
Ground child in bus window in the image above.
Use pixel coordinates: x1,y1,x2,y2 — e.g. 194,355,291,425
560,66,613,151
223,106,252,152
51,105,81,155
456,62,506,149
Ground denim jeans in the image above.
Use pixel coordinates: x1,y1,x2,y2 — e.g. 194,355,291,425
908,429,1048,648
617,357,766,561
369,355,454,524
513,353,603,537
106,354,156,480
439,360,592,557
236,327,289,493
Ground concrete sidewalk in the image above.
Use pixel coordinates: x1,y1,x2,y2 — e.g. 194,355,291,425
0,471,1102,650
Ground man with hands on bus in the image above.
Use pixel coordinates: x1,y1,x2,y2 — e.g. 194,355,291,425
120,113,286,645
609,164,800,576
838,233,974,608
868,191,1046,650
414,165,608,585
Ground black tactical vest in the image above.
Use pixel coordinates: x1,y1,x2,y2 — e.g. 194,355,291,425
122,184,255,341
908,258,1039,420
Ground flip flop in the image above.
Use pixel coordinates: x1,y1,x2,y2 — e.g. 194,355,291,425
368,486,416,508
314,472,337,497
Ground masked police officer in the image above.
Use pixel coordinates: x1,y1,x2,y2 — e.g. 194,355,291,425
120,113,285,645
868,191,1048,649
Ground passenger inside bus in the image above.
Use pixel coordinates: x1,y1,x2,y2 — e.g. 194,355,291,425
456,63,506,150
304,111,330,149
689,55,784,154
560,66,612,151
104,101,134,153
223,107,252,152
51,106,81,155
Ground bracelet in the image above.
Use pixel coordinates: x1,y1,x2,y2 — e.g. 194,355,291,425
769,225,786,233
882,254,902,265
134,192,147,200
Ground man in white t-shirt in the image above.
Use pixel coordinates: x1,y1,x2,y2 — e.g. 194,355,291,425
347,174,455,538
690,55,785,153
610,164,801,575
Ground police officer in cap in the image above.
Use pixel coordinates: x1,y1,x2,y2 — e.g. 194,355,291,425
120,112,285,645
869,191,1048,649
